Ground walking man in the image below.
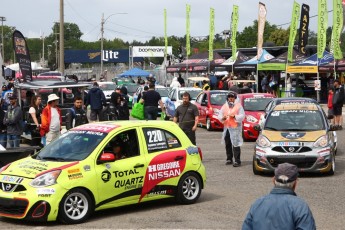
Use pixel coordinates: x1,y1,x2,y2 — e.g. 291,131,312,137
40,94,62,145
3,95,22,148
242,163,316,230
332,79,344,130
218,92,245,167
85,82,107,122
140,83,164,120
173,92,199,145
66,96,88,130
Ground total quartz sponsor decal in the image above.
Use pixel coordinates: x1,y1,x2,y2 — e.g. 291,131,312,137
112,169,143,190
140,150,186,201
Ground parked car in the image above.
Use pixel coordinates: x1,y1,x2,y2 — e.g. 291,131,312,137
0,121,206,224
165,87,203,118
253,103,336,175
194,90,229,131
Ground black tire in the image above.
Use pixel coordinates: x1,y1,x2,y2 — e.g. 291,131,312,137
327,154,335,175
58,188,94,224
176,172,202,204
206,117,213,131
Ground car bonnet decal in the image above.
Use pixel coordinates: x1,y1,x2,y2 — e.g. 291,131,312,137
140,150,187,202
72,124,119,133
281,132,306,139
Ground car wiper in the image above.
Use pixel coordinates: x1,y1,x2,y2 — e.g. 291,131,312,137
264,127,278,131
40,157,66,162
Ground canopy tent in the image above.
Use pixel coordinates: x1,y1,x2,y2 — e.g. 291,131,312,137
118,67,150,77
233,49,274,72
318,59,345,72
166,51,225,73
258,50,306,71
221,51,250,72
287,50,334,73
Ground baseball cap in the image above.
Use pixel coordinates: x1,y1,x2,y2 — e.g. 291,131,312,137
227,91,237,98
274,163,298,183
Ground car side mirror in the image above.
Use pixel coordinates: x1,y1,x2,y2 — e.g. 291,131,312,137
254,124,261,131
97,152,116,164
171,98,176,101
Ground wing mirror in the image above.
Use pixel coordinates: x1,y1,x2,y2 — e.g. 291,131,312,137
97,152,116,164
254,124,261,131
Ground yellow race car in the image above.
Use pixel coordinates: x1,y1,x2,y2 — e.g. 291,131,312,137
0,121,206,224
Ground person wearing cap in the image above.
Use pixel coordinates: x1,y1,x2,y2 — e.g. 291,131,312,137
332,79,344,130
40,94,62,145
3,95,23,148
242,163,316,230
85,82,107,122
218,91,245,167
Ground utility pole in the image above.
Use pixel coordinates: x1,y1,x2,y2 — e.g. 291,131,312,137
0,16,6,60
59,0,64,75
41,33,45,66
100,13,104,80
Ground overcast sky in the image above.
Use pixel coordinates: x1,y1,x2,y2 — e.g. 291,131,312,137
0,0,335,43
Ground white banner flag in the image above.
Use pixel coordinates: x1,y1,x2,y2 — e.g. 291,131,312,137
132,46,172,57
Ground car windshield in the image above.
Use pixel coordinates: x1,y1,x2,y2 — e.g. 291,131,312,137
156,88,169,97
210,93,228,105
179,90,201,100
265,110,325,131
100,84,116,91
244,97,273,111
35,130,106,161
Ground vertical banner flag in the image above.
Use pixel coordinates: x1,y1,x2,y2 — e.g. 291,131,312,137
318,0,328,58
12,30,32,82
209,8,215,61
186,4,191,57
257,2,267,59
332,0,343,59
231,5,239,59
288,1,301,62
298,4,310,55
342,0,345,30
164,9,168,59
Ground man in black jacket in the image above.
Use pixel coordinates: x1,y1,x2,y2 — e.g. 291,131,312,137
332,79,344,130
85,82,107,121
66,96,88,130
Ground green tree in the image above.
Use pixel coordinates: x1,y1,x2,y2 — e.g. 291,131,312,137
269,28,289,46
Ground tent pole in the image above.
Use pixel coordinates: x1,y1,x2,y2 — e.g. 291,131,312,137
317,59,320,103
256,63,258,93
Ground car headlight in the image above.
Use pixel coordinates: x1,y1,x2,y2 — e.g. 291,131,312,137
256,135,271,147
212,108,220,116
313,135,328,148
30,170,61,188
246,115,258,123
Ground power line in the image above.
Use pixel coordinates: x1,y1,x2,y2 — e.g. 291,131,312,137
276,10,333,27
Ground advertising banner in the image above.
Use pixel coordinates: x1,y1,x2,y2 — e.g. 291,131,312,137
288,1,300,62
186,4,191,56
257,2,267,59
132,46,172,57
209,8,215,61
298,4,310,55
332,0,343,59
318,0,328,58
12,30,32,82
231,5,239,59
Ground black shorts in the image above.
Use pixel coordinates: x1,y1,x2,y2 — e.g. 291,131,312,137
333,106,342,116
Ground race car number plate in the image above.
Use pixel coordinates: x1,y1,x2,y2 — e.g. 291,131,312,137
278,142,299,146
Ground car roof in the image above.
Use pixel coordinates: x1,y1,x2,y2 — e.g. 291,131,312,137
273,103,319,111
273,97,318,104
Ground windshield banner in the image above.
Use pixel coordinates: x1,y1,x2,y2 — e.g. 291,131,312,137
12,30,32,82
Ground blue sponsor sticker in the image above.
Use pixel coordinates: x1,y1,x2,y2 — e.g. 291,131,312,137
186,146,199,155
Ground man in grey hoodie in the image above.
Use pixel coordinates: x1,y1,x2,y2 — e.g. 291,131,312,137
3,95,23,148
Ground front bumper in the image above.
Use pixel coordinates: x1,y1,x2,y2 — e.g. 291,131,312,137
253,142,334,174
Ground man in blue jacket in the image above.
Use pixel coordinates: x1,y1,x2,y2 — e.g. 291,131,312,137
86,82,106,122
242,163,316,230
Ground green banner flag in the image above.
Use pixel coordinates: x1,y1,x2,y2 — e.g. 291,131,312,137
231,5,239,59
318,0,328,58
332,0,343,59
209,8,215,61
288,1,300,62
186,4,191,56
164,9,168,58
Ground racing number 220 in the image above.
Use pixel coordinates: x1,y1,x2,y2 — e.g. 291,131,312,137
147,130,163,143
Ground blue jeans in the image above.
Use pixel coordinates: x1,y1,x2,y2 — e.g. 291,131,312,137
7,134,20,148
144,106,158,120
0,133,7,148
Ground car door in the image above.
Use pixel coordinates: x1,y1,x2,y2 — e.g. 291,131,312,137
195,93,207,125
94,128,147,209
139,127,187,201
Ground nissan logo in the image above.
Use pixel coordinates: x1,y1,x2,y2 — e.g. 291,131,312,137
289,147,295,152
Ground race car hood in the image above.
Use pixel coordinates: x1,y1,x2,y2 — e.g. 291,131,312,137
2,157,78,179
245,111,265,121
262,130,327,142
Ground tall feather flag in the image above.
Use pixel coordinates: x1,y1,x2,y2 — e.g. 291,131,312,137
209,8,215,61
298,4,310,55
257,2,267,59
288,1,300,62
164,9,168,59
231,5,239,59
331,0,343,59
186,4,191,57
318,0,328,58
